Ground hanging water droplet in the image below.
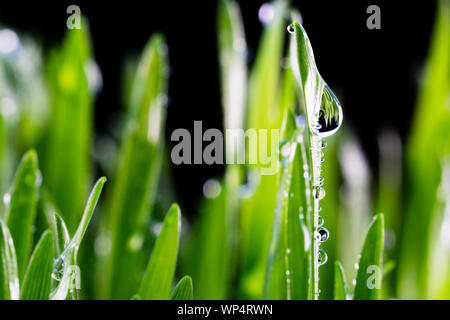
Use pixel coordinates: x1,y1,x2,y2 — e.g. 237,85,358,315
313,186,326,200
315,227,329,242
316,85,343,138
279,139,294,164
318,249,328,266
321,141,328,149
287,24,295,34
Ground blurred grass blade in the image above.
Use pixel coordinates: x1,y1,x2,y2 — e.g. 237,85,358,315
6,150,39,280
20,230,54,300
138,204,180,300
51,177,106,300
354,214,384,300
101,34,168,299
0,220,19,300
43,20,93,233
397,0,450,299
334,261,348,300
170,276,193,300
238,0,288,299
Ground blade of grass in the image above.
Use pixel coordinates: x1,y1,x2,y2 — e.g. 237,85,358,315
0,220,19,300
238,0,288,299
6,150,39,280
334,261,348,300
51,177,106,300
170,276,194,300
138,204,180,300
397,0,450,299
20,230,54,300
264,110,309,300
354,213,384,300
101,34,168,299
43,20,93,233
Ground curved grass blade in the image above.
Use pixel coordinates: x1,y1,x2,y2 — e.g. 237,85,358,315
20,230,54,300
0,220,19,300
51,177,106,300
138,204,180,300
170,276,193,300
264,110,309,300
101,34,168,299
6,150,39,280
334,261,348,300
354,214,384,300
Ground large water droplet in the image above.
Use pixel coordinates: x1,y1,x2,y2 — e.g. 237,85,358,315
316,85,343,138
258,3,274,25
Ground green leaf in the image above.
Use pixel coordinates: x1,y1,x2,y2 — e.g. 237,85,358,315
20,230,54,300
334,261,348,300
6,150,39,280
170,276,193,300
264,110,309,300
0,220,19,300
354,214,384,300
101,34,168,299
43,21,93,233
51,177,106,300
139,204,181,300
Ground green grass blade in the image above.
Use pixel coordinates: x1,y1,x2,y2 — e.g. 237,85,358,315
6,150,39,280
397,0,450,299
0,220,19,300
138,204,180,300
43,20,93,233
101,34,168,299
354,214,384,300
170,276,194,300
51,177,106,300
238,0,288,299
20,230,54,300
334,261,348,300
264,108,309,299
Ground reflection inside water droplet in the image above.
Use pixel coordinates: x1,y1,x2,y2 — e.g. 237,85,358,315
316,85,343,138
313,186,326,200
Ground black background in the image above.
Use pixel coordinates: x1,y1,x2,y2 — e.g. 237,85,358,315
0,1,436,212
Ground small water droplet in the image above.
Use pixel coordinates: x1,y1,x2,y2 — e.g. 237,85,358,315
354,263,359,270
286,248,291,255
315,227,329,242
321,141,328,149
317,215,324,227
279,139,294,164
286,270,291,276
352,279,357,286
318,249,328,266
286,278,291,284
287,24,295,34
313,186,326,200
